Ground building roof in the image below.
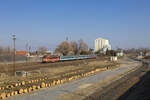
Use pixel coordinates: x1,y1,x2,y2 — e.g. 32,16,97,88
95,37,108,41
16,51,28,55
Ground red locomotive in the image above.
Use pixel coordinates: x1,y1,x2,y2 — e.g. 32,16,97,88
42,55,60,63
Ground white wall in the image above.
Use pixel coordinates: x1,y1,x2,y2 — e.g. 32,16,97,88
94,38,111,52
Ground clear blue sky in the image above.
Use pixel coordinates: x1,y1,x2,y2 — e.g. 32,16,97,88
0,0,150,51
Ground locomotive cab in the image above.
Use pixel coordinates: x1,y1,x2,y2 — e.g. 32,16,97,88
42,55,60,63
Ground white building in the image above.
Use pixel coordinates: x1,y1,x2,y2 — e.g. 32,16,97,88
94,38,111,53
116,50,124,57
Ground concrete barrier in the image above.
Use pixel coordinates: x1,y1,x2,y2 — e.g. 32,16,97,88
11,91,14,96
14,91,18,95
32,85,37,91
23,88,28,93
0,92,6,99
40,82,46,88
37,85,41,89
28,87,32,92
18,88,23,94
21,81,25,85
6,93,11,97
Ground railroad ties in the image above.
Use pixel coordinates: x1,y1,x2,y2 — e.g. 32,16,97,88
0,65,114,99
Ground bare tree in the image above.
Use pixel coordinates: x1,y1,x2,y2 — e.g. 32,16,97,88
70,41,78,55
0,46,3,55
37,46,48,55
55,39,89,56
7,46,11,55
55,41,73,56
0,46,11,55
78,39,89,54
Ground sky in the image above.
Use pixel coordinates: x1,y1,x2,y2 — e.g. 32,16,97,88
0,0,150,51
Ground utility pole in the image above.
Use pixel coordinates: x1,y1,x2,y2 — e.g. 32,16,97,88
25,43,28,64
28,46,31,62
12,35,16,76
25,43,31,63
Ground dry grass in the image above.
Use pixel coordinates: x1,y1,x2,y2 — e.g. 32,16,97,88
0,58,118,90
0,58,121,100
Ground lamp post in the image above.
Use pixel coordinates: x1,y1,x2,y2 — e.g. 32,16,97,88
25,43,31,64
12,35,16,76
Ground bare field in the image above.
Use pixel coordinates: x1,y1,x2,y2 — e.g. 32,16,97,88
0,57,120,100
0,58,106,74
0,58,115,83
0,57,119,96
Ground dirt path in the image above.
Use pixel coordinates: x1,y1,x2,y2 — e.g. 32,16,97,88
0,58,104,74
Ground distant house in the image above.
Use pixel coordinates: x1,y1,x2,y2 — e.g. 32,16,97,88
116,50,124,57
45,51,54,55
16,51,30,56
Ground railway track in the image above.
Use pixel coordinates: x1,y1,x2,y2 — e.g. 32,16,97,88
83,59,149,100
0,57,136,100
0,58,103,74
0,58,117,100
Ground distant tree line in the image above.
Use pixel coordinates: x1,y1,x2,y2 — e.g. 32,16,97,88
54,39,92,56
36,46,48,55
0,46,11,55
124,48,150,55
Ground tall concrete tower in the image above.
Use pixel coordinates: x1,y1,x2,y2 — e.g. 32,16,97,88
94,38,111,52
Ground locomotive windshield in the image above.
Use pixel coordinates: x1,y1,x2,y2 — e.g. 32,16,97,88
49,57,59,59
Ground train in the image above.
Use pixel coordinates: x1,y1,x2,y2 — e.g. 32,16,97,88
42,55,97,63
